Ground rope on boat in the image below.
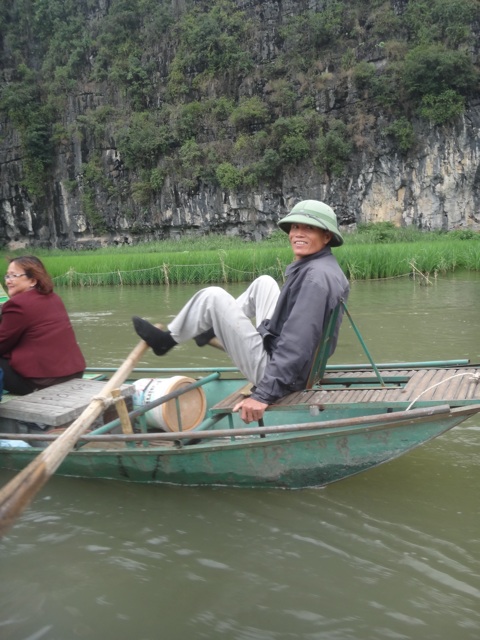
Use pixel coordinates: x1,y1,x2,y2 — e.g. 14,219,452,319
406,372,480,411
90,393,126,408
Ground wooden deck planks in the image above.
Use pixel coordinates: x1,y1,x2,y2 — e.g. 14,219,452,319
466,372,480,400
211,366,480,414
429,369,464,401
437,369,479,401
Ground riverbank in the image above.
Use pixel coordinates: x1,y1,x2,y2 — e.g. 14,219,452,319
2,226,479,285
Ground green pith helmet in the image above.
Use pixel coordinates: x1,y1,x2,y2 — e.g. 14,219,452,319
278,200,344,247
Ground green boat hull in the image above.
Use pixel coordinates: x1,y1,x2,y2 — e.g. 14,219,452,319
0,405,476,488
1,359,479,489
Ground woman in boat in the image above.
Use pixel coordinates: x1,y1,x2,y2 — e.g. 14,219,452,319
133,200,349,424
0,255,86,395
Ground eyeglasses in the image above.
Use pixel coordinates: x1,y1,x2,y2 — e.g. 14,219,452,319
4,273,27,281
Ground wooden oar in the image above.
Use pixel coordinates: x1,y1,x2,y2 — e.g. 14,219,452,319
0,336,151,538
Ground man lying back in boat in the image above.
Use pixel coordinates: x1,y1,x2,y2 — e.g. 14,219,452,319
133,200,349,424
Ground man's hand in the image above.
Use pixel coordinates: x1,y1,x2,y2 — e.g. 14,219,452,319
232,397,269,424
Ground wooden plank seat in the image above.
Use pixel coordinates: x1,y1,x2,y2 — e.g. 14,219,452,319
0,378,134,431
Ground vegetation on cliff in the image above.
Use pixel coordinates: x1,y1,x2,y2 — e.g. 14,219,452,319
0,0,479,236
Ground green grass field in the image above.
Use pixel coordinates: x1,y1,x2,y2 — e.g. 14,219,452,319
1,225,479,286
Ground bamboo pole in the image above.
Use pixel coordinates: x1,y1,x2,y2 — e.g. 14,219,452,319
0,336,153,537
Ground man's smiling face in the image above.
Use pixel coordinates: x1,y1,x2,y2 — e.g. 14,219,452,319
288,223,332,259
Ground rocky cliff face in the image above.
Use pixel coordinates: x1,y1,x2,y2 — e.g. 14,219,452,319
341,107,480,231
1,0,479,249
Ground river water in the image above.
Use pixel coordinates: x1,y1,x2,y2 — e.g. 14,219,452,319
1,273,479,640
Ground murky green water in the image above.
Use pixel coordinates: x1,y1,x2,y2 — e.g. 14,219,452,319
1,273,479,640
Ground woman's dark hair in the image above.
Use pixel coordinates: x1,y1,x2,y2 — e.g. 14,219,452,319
8,256,54,295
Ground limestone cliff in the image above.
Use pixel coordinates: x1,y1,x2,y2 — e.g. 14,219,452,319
0,0,479,249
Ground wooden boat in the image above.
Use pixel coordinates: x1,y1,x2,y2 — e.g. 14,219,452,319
0,298,478,494
0,358,479,489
